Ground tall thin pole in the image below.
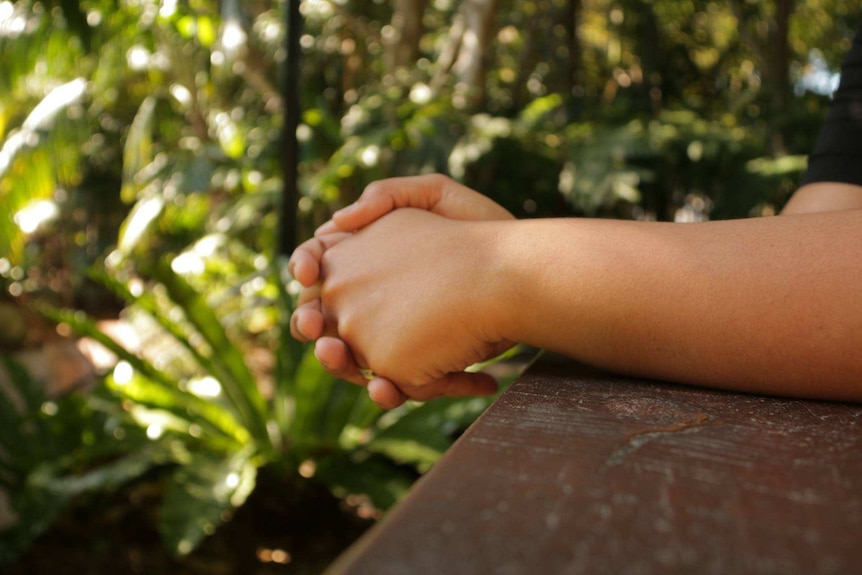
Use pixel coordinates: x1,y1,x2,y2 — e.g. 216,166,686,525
279,0,302,257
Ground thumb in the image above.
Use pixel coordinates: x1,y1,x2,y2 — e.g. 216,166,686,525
368,371,499,409
327,174,514,234
329,188,402,232
328,175,450,233
367,377,409,410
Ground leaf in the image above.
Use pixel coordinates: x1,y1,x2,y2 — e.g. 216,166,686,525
343,391,384,433
0,484,69,564
0,357,38,463
144,260,270,448
0,79,87,262
6,79,87,147
289,349,340,450
87,269,251,445
271,268,305,436
196,16,216,48
315,453,415,512
365,352,526,472
107,370,249,448
28,448,155,499
0,357,154,564
2,447,155,563
121,96,157,203
117,194,165,255
159,449,257,556
39,306,247,445
0,355,43,413
40,306,175,389
365,403,456,473
280,337,382,454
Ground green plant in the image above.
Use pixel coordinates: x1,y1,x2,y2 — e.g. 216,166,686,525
0,355,155,563
38,251,512,556
0,9,516,554
6,0,854,564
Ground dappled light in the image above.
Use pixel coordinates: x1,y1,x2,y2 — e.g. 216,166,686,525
257,546,292,565
1,0,860,573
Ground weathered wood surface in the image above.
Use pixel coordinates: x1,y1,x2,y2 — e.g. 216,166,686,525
327,354,862,575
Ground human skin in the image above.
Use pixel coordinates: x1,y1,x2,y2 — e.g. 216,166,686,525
289,175,515,406
289,175,862,408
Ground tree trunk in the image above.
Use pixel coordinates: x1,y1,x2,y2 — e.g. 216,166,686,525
387,0,429,71
565,0,584,118
451,0,499,107
279,0,302,255
635,0,662,116
769,0,793,153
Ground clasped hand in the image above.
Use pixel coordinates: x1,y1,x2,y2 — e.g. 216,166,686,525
288,175,515,409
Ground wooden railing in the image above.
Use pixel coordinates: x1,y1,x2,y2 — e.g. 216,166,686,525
326,354,862,574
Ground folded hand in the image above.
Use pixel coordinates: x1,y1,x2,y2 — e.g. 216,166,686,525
288,175,514,408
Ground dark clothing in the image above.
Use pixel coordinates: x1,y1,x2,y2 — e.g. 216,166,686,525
802,21,862,187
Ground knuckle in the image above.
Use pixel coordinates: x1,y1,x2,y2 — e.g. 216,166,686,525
319,249,337,278
335,310,357,340
296,287,318,306
427,173,450,186
297,238,319,257
362,180,384,200
319,243,350,284
312,237,327,257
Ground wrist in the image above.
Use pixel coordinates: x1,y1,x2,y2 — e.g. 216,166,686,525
477,219,545,347
482,218,621,354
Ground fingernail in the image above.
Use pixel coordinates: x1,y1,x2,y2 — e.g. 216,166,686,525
294,318,308,339
313,348,330,369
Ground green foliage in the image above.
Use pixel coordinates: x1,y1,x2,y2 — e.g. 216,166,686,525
2,0,859,301
0,355,154,562
0,0,860,566
159,448,258,555
0,79,88,263
28,242,512,557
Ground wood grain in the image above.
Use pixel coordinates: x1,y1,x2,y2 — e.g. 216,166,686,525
327,354,862,574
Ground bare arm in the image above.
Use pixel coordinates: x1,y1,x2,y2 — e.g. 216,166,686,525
293,176,862,407
782,182,862,214
490,209,862,401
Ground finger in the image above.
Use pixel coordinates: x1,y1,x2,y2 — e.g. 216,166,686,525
440,371,498,397
313,219,342,237
290,300,325,342
330,175,445,232
399,371,498,402
315,337,367,386
296,282,320,306
367,377,408,410
288,233,350,286
288,238,323,286
331,174,513,232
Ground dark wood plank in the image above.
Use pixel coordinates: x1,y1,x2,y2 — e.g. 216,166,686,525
327,354,862,575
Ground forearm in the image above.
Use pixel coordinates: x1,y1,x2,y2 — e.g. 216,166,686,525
488,211,862,401
782,182,862,214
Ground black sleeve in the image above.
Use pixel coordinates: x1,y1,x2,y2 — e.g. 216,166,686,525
800,21,862,187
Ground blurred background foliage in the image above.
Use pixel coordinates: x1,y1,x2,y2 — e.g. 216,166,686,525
0,0,860,571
